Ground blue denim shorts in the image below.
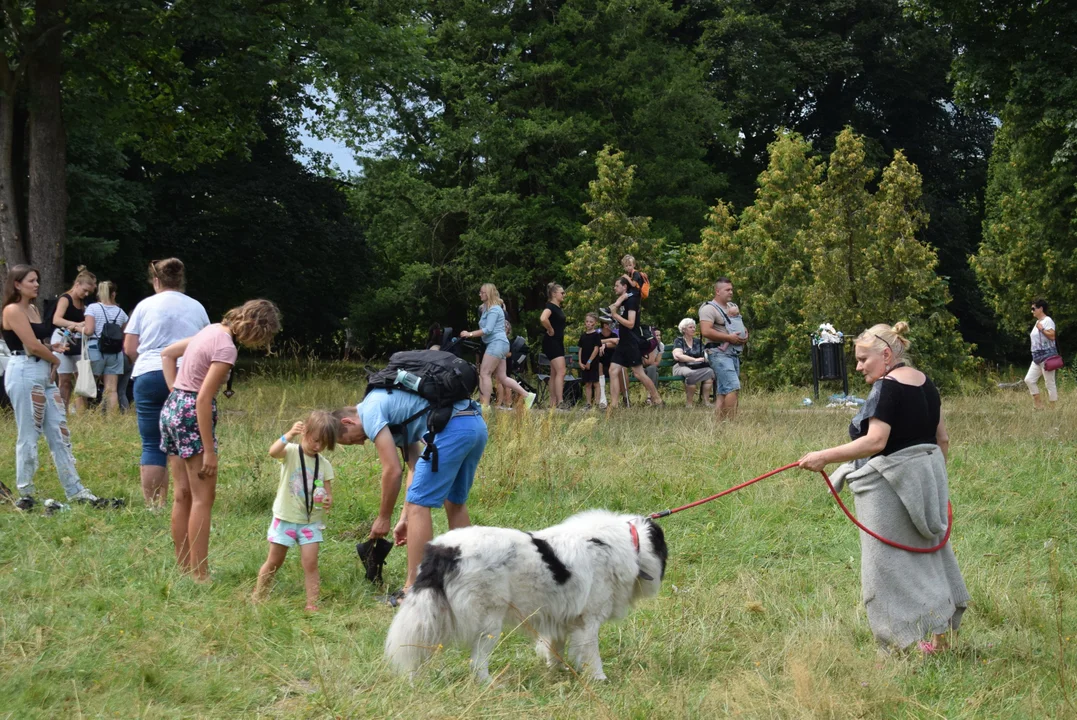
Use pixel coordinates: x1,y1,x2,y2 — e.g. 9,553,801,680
484,339,510,359
88,343,125,375
406,411,488,508
708,352,741,395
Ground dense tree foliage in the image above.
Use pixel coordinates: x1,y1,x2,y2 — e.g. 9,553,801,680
563,146,664,337
1,0,1071,378
911,0,1077,344
689,130,974,389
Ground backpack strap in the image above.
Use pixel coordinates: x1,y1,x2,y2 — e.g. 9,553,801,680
389,407,430,467
707,300,732,326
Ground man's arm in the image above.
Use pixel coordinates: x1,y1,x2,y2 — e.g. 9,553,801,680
371,427,405,538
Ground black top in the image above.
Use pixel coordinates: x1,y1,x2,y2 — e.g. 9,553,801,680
673,336,705,365
618,291,641,338
59,292,85,324
2,319,51,352
578,330,602,364
545,303,566,340
851,377,941,457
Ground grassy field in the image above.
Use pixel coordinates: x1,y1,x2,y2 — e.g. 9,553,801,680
0,364,1074,719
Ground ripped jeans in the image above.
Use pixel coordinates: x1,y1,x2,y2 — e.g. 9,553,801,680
4,355,85,498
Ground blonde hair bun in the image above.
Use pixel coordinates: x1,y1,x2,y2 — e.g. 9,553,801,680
893,321,910,336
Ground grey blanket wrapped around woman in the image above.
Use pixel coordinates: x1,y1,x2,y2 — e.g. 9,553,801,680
831,443,970,650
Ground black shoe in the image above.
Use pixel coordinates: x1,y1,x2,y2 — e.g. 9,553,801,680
15,495,36,511
356,538,393,584
0,480,13,501
44,499,68,515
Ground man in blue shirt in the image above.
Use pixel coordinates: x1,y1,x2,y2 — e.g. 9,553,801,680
335,390,487,604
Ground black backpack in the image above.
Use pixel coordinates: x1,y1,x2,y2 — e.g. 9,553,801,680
97,306,125,354
364,350,479,472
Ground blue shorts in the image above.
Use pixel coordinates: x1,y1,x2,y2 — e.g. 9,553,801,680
267,517,323,547
406,411,488,508
484,339,510,360
88,343,125,375
709,352,741,395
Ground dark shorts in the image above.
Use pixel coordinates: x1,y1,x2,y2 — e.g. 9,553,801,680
611,335,642,367
542,335,565,360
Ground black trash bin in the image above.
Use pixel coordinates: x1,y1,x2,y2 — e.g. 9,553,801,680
816,342,843,379
810,335,849,399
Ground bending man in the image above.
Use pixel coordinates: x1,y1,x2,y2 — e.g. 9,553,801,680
335,391,487,605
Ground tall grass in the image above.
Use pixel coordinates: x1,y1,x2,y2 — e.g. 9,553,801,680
0,371,1073,718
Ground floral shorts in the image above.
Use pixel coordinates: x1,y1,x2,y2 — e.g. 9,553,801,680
159,389,217,459
267,517,323,547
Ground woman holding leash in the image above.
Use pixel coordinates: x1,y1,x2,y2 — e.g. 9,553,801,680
797,321,968,654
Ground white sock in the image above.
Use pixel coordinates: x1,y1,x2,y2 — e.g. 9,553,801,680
599,375,607,404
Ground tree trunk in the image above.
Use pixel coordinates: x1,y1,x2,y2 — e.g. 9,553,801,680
0,58,28,285
27,0,68,301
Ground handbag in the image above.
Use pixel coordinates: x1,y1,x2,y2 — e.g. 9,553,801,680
1043,354,1064,372
74,335,97,399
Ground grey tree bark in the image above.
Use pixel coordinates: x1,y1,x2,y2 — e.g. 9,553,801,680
0,57,28,285
27,0,68,301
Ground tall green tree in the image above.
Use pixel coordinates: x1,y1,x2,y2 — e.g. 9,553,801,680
689,129,974,389
685,131,821,383
348,0,729,347
911,0,1077,341
698,0,998,354
805,131,974,388
564,146,663,336
1,0,404,298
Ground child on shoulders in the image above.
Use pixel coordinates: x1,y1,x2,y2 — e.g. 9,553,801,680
253,411,339,611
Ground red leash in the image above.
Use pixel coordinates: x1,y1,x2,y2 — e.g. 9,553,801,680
650,462,953,554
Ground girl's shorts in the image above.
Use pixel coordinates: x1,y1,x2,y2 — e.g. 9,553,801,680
160,389,217,458
268,517,323,547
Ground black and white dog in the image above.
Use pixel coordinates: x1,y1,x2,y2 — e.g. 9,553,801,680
384,510,668,682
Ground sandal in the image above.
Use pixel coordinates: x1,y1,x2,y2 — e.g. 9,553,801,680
386,588,407,608
918,640,937,654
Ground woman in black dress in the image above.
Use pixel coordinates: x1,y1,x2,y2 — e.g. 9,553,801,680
608,275,661,408
539,282,567,409
798,322,968,654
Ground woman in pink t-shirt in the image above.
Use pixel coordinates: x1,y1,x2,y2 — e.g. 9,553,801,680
160,299,281,581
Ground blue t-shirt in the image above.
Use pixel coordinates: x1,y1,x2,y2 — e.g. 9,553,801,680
358,390,472,447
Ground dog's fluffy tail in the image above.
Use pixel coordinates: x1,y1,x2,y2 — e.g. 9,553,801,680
384,544,459,674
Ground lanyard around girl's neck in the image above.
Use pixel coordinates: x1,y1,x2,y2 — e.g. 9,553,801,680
298,449,319,521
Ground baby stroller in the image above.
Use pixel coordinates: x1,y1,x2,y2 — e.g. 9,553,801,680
506,336,539,398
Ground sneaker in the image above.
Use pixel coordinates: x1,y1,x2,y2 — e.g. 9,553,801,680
599,402,608,410
524,392,537,410
583,404,592,411
70,488,101,504
44,499,69,515
15,495,36,511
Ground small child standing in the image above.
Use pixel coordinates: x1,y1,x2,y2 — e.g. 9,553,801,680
253,411,338,611
577,313,602,409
